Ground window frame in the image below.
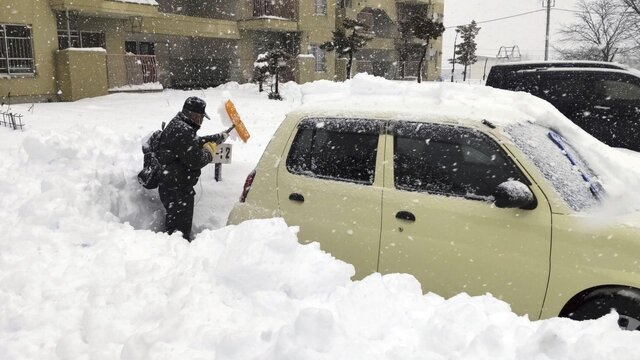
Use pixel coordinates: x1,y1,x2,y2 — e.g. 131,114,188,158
309,44,326,72
314,0,327,15
390,121,530,200
285,117,383,186
125,40,155,55
0,23,35,76
56,11,105,51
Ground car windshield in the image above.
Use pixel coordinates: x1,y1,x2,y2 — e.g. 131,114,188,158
506,123,604,211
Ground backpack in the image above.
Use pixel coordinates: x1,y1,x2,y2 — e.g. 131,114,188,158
137,123,165,189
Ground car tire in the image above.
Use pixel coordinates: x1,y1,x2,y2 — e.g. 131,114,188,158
567,289,640,331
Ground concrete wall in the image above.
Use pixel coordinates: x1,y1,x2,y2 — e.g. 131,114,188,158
297,0,336,82
55,49,108,101
0,0,59,104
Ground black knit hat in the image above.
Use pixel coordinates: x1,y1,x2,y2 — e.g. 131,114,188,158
182,96,211,120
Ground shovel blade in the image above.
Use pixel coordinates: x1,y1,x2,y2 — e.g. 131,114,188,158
225,100,250,143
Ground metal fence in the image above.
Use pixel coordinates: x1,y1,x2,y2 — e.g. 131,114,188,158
106,54,158,89
0,110,25,131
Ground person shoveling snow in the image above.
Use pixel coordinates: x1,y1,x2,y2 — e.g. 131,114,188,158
153,96,230,241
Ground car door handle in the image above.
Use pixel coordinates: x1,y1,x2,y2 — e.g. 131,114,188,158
395,211,415,222
289,193,305,203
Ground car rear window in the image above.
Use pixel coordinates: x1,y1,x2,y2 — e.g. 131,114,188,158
286,118,381,185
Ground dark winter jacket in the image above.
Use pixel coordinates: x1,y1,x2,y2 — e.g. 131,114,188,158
156,112,225,190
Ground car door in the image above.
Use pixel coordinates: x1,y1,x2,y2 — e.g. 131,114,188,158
378,121,552,317
277,117,385,280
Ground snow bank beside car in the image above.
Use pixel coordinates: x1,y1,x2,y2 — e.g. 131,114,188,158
1,75,640,358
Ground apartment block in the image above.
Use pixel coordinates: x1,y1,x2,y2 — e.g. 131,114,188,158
0,0,444,103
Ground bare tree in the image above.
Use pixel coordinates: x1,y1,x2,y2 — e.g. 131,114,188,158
620,0,640,49
556,0,636,62
620,0,640,15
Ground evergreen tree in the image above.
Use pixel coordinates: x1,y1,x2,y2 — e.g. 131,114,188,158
397,19,414,79
254,49,292,100
453,21,480,81
253,53,269,93
321,18,373,79
399,8,445,83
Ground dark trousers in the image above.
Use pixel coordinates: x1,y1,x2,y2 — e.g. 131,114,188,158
158,185,195,241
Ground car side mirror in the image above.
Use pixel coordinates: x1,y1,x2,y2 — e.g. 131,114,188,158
493,180,537,210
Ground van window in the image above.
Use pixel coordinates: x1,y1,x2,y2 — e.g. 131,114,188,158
599,80,640,101
393,122,527,198
286,118,380,185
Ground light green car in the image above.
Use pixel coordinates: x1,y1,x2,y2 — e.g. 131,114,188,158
228,108,640,330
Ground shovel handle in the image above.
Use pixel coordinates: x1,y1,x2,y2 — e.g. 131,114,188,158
224,125,235,134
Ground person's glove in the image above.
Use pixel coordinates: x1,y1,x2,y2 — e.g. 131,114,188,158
220,132,230,143
203,142,217,160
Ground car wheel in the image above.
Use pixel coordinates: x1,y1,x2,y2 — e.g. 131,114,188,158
567,291,640,331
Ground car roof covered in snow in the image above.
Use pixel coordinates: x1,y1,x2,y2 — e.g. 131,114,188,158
291,75,570,131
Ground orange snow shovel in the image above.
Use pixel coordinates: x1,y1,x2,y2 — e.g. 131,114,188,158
224,100,251,143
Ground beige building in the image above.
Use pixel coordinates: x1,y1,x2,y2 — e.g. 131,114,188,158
0,0,444,104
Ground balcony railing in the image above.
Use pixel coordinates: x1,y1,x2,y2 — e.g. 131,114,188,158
106,54,158,89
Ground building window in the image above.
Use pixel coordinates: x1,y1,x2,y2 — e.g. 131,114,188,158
315,0,327,15
80,32,106,48
339,0,352,8
0,24,35,75
57,30,105,50
357,11,374,30
310,44,326,72
125,41,155,55
57,30,80,49
56,14,105,50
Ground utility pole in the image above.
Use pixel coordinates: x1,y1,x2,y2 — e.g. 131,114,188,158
451,30,458,82
544,0,555,61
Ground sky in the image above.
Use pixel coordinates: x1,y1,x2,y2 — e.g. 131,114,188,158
2,75,640,358
443,0,579,62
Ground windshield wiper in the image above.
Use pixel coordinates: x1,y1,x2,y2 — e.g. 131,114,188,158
547,131,604,200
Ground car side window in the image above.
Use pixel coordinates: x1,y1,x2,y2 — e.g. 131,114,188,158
538,73,596,102
596,74,640,101
393,122,528,198
286,118,380,185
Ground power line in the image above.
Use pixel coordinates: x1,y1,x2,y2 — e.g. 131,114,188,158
554,8,582,13
445,7,589,30
446,9,546,29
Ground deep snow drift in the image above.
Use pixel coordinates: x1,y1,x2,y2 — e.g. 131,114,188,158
1,75,640,359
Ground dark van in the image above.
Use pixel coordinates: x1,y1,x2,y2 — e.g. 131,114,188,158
486,61,640,152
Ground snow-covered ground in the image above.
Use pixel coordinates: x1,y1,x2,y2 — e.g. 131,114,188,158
1,75,640,359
